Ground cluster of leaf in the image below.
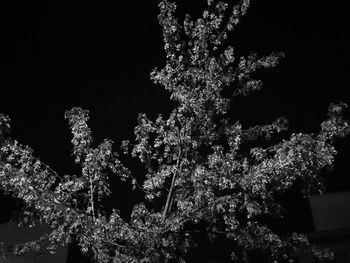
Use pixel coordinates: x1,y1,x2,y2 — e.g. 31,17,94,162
1,0,350,262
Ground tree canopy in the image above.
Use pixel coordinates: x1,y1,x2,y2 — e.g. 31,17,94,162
0,0,349,262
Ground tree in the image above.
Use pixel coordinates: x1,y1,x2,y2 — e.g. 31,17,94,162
0,0,349,262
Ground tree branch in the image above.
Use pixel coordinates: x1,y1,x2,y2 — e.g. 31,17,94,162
163,147,182,218
89,175,96,221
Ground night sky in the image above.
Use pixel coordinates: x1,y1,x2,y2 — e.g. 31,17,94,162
0,0,349,260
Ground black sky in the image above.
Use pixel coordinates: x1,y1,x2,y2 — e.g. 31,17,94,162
0,0,349,212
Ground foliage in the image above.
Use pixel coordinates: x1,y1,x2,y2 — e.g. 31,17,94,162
1,0,349,262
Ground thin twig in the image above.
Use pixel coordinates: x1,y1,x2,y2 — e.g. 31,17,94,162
101,239,125,248
31,155,63,181
129,174,151,194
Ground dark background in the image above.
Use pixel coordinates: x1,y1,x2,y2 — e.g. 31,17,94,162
0,0,349,261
